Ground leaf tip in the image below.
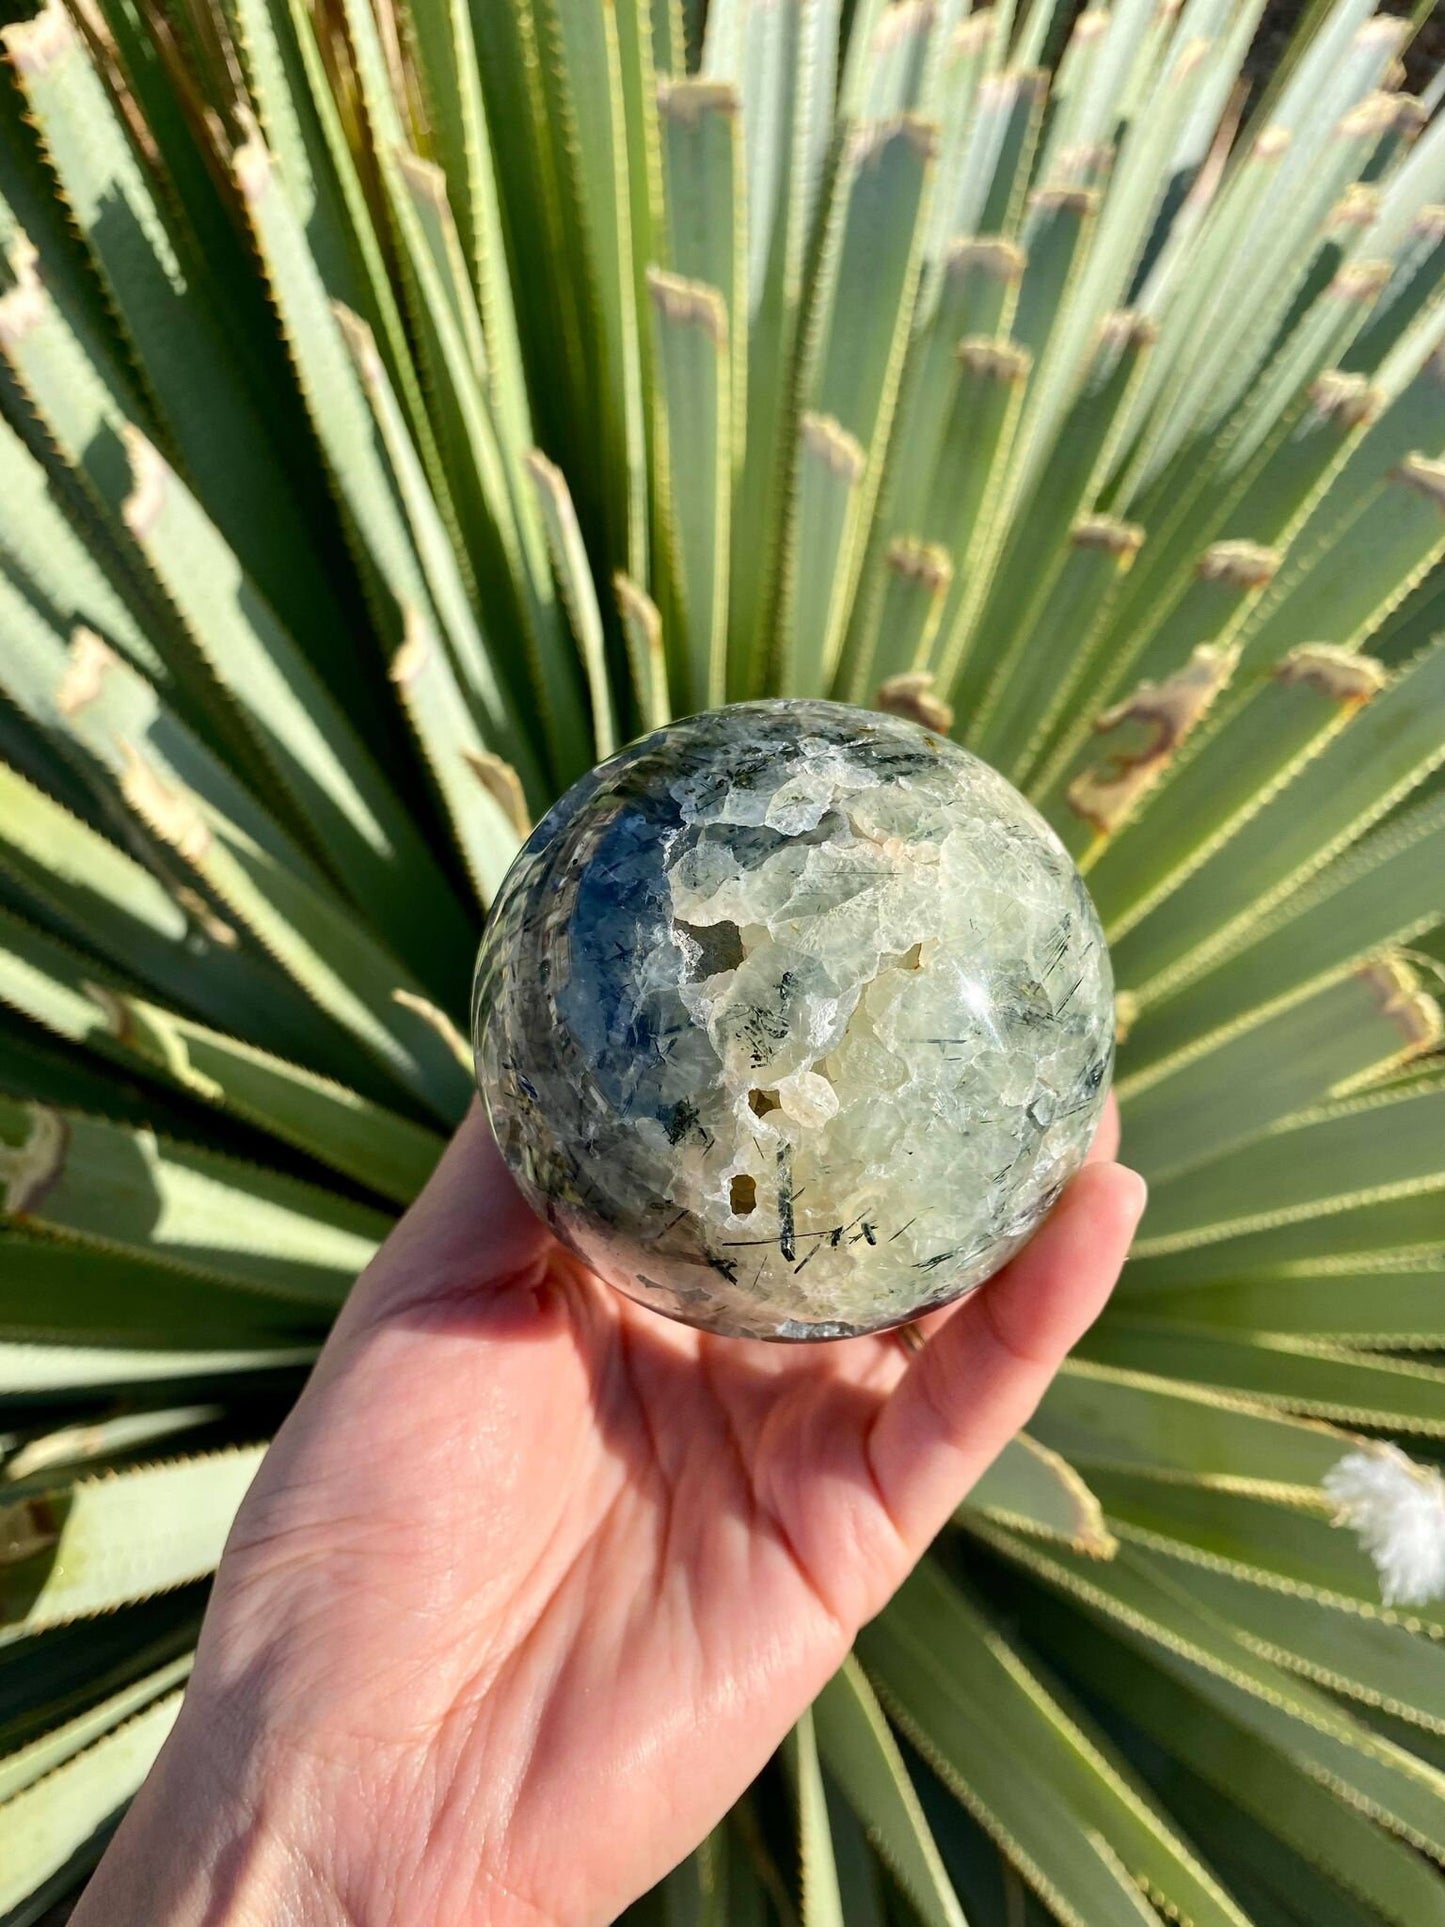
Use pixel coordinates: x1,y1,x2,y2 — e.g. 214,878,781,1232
1328,258,1391,304
461,748,531,839
2,0,73,75
646,266,728,344
956,336,1031,383
1273,644,1385,707
1357,956,1443,1060
392,990,470,1068
1068,643,1239,835
0,1104,68,1217
120,745,212,865
1028,184,1100,218
0,238,45,346
656,78,738,123
56,628,119,716
876,670,954,734
390,608,432,686
1071,516,1145,563
1393,453,1445,513
800,412,866,482
1195,539,1280,588
1307,370,1380,428
947,234,1026,285
885,536,953,594
233,133,273,206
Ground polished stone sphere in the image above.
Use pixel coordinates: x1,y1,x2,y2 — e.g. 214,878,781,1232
472,701,1114,1339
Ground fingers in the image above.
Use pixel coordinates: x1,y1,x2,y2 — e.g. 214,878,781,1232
865,1161,1146,1556
340,1101,553,1329
1085,1089,1120,1165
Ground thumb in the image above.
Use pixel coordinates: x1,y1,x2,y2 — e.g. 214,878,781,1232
338,1101,553,1331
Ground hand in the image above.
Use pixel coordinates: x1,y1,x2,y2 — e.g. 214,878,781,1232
75,1096,1144,1926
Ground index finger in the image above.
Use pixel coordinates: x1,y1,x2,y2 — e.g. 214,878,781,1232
864,1158,1146,1557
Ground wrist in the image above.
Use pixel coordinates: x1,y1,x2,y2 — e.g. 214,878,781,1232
71,1702,354,1927
71,1687,562,1927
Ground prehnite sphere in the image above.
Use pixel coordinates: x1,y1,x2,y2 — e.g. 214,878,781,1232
472,700,1114,1340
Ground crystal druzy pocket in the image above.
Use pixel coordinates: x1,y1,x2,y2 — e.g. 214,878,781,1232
473,700,1114,1339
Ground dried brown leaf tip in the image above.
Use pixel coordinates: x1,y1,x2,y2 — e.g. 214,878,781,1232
95,993,222,1098
646,268,728,345
615,571,662,632
120,745,212,864
1195,540,1280,589
1359,958,1443,1060
874,0,936,55
885,537,953,595
233,134,273,205
1328,259,1391,303
390,607,432,685
950,11,992,56
1252,126,1292,162
800,412,866,483
1394,455,1445,512
956,337,1031,383
392,989,470,1065
848,114,937,169
1069,1495,1117,1560
1048,141,1113,186
174,886,238,949
1307,371,1381,430
335,303,383,383
974,70,1043,116
656,79,738,122
82,980,131,1041
875,671,954,735
976,1433,1117,1559
1071,516,1145,562
396,149,448,206
1070,8,1111,45
1067,643,1238,836
1327,185,1381,232
55,629,120,715
1097,309,1158,354
462,749,532,839
1384,95,1429,140
2,0,74,75
0,1104,68,1216
1274,644,1386,709
946,237,1026,285
120,428,170,540
1339,81,1406,141
1029,185,1100,219
0,239,46,347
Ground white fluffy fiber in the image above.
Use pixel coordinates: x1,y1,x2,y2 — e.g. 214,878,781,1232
1324,1443,1445,1608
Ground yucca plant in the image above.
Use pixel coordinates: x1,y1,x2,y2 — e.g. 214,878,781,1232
1,0,1444,1912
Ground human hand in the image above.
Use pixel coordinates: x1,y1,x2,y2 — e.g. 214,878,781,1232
74,1095,1143,1926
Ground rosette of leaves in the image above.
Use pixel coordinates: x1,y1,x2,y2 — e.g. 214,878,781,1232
1,0,1444,1915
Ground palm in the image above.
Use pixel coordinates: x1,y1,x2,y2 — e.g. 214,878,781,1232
165,1104,1139,1926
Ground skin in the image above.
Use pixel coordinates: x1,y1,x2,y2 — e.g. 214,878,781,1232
74,1096,1143,1926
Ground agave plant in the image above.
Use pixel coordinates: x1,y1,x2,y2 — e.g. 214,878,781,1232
2,0,1445,1912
